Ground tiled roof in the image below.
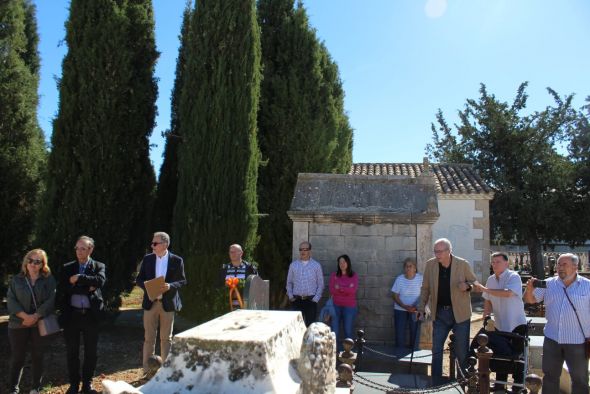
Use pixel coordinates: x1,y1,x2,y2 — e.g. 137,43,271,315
349,163,493,195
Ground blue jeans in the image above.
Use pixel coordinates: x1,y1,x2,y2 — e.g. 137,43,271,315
331,305,357,350
394,309,421,350
432,307,470,379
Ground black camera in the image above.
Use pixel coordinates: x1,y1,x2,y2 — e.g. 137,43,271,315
532,280,547,288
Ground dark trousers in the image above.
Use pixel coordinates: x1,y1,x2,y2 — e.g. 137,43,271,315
542,337,589,394
64,312,99,387
394,309,421,350
291,298,317,327
485,324,526,392
8,327,46,392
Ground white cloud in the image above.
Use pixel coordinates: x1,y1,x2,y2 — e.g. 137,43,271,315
425,0,448,19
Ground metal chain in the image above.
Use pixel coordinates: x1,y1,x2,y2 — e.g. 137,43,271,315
362,344,447,360
353,372,467,393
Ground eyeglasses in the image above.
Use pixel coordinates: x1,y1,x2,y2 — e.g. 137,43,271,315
299,248,310,252
151,242,165,247
433,249,448,254
74,246,89,251
27,258,42,266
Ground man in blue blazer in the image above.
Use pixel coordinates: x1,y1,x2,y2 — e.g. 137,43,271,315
136,232,186,372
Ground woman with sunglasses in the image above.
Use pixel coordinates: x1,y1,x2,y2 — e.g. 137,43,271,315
6,249,56,394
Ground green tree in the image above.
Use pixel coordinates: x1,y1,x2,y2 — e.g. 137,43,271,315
0,0,46,290
427,83,582,278
564,97,590,246
256,0,353,306
153,2,192,232
173,0,261,321
37,0,158,309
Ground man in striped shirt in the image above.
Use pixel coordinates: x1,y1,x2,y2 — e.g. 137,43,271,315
524,253,590,394
286,241,324,326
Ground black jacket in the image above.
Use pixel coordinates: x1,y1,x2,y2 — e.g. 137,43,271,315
58,258,106,325
136,252,186,312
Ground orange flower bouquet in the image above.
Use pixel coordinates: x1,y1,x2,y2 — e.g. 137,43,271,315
225,277,244,310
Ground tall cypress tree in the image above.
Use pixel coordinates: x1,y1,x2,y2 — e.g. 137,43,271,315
256,0,353,305
318,43,354,173
153,2,192,232
174,0,261,321
0,0,46,289
37,0,158,309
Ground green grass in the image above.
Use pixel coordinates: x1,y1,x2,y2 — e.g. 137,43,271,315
120,286,144,309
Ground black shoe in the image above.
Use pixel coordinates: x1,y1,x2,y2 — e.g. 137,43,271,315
81,383,97,394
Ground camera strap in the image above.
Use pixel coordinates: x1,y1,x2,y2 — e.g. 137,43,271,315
562,286,588,339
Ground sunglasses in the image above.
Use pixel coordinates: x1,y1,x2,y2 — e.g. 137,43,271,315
151,242,165,247
28,258,42,266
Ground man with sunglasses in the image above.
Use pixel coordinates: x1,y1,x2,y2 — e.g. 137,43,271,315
58,236,106,394
286,241,324,326
136,232,186,373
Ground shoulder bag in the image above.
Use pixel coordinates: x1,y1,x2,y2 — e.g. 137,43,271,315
563,287,590,359
25,277,61,336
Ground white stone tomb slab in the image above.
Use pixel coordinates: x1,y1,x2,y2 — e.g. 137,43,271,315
141,309,306,394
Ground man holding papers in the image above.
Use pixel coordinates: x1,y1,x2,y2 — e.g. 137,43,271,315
136,232,186,372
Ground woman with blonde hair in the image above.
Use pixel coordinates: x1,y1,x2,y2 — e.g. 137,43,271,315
7,249,56,394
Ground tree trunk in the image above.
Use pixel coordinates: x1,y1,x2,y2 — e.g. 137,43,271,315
527,237,545,279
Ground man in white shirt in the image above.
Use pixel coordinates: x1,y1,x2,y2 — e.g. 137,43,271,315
475,252,527,393
136,232,187,372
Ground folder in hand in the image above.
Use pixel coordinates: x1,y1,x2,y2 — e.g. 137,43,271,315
144,276,165,301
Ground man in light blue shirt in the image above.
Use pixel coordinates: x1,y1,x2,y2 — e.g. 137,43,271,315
524,253,590,394
286,241,324,326
476,252,527,393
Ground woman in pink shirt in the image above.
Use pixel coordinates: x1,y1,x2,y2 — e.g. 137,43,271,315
329,254,358,350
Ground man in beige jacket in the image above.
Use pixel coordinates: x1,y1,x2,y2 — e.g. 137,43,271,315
417,238,478,382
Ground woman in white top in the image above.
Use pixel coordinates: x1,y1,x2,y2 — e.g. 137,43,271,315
391,258,423,349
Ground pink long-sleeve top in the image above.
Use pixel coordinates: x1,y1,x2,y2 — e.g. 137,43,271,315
329,272,359,307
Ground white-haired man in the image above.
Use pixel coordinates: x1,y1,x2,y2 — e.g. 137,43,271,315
417,238,479,382
524,253,590,394
136,232,186,372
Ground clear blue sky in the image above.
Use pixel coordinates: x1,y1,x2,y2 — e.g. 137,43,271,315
34,0,590,175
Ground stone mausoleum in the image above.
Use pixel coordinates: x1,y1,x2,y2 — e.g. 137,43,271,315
288,160,493,343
